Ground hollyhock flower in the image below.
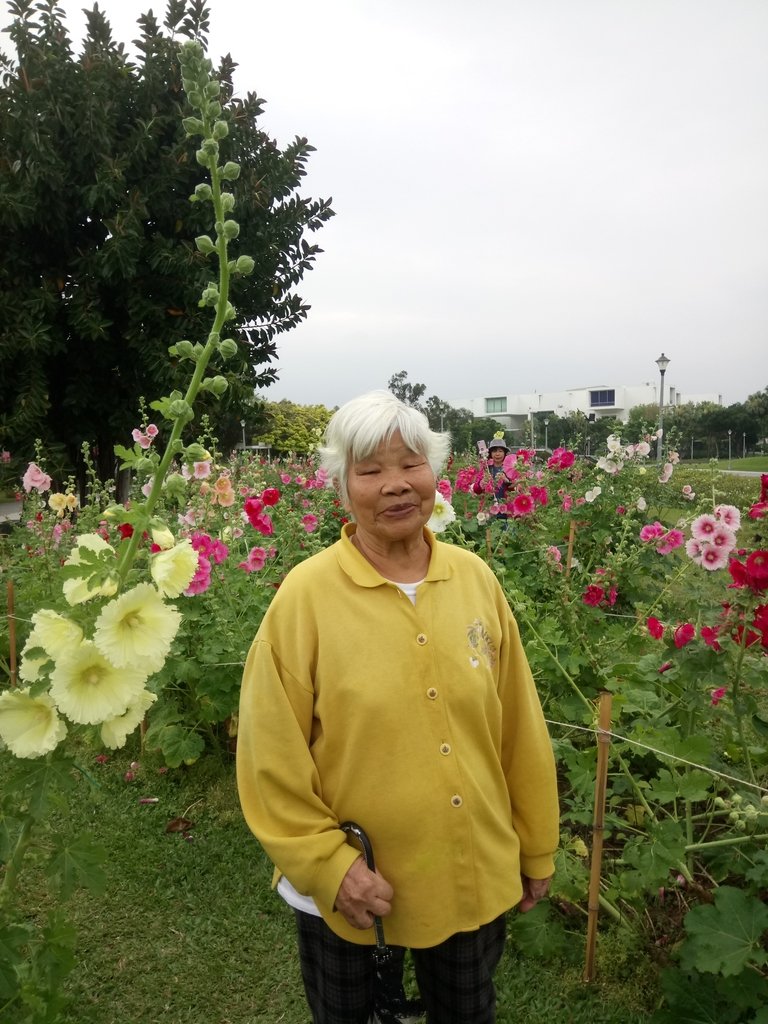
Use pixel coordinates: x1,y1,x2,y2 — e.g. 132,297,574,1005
685,538,702,563
529,485,548,506
141,478,154,498
691,514,718,542
150,541,199,598
584,487,602,503
185,554,212,596
658,463,674,484
151,524,175,550
301,513,320,533
145,423,159,438
515,449,534,465
546,546,563,567
193,460,211,479
700,625,722,651
616,506,626,515
62,535,118,606
635,441,651,457
636,497,647,512
510,493,535,517
658,661,673,674
239,546,268,573
745,551,768,589
640,522,666,543
100,689,158,750
50,641,147,725
714,504,741,531
436,478,453,501
0,688,67,758
476,510,490,525
547,448,575,470
561,494,573,512
710,525,737,552
647,617,664,639
94,583,181,673
656,530,684,555
700,544,730,571
280,473,292,484
752,604,768,647
455,466,481,492
48,492,77,517
596,457,621,475
244,497,265,526
749,501,768,520
427,493,456,533
1,449,10,462
22,462,52,493
673,623,695,648
681,485,695,501
502,455,522,479
710,687,727,707
208,538,229,564
261,487,281,506
27,609,84,665
583,585,606,607
249,512,274,537
132,429,152,449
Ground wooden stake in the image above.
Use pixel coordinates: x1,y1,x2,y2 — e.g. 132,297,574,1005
565,519,576,576
7,580,17,688
583,690,612,982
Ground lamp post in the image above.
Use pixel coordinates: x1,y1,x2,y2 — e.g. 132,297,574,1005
742,431,746,459
655,353,670,463
544,418,550,450
240,418,246,448
728,429,732,469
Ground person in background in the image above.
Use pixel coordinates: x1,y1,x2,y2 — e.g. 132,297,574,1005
237,391,559,1024
475,433,514,519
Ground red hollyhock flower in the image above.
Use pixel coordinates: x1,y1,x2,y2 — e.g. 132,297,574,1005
261,487,281,506
700,625,722,652
647,616,664,639
117,523,134,539
745,550,768,590
673,623,695,649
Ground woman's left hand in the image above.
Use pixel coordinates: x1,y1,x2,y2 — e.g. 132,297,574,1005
518,874,553,913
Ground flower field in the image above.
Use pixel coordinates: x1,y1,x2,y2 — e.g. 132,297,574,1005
1,38,767,1024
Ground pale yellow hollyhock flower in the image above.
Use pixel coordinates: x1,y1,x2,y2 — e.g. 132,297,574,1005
0,688,68,758
93,583,181,672
63,534,118,606
48,493,69,516
100,688,157,750
150,540,198,598
427,492,456,534
49,641,146,725
150,524,175,550
19,610,84,684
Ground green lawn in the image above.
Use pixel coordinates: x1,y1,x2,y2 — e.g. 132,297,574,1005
15,751,658,1024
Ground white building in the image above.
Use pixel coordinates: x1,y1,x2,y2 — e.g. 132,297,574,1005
449,383,722,437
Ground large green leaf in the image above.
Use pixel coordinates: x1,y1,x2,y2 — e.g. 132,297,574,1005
680,887,768,977
654,966,768,1023
46,833,108,899
507,902,572,960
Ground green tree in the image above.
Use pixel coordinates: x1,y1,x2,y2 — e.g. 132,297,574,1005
0,0,333,482
256,399,332,455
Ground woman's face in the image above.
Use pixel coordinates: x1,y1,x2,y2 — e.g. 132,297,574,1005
344,430,436,546
490,446,506,465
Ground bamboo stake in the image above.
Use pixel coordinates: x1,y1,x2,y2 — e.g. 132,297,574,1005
583,690,613,982
7,580,17,688
565,519,576,576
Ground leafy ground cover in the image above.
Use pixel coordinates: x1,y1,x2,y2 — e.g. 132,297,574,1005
2,749,657,1024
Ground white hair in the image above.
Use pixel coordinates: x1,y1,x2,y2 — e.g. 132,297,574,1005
319,390,451,502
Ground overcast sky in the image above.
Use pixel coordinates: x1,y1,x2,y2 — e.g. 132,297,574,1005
16,1,768,408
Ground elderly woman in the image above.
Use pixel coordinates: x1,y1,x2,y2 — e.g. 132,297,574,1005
236,391,559,1024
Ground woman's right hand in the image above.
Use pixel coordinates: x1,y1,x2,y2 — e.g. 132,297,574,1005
335,856,394,929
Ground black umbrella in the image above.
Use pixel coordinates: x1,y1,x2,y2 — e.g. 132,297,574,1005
340,821,424,1024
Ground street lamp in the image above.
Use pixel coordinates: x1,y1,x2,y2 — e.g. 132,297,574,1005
742,431,746,459
544,418,550,450
728,429,732,469
655,353,670,463
240,418,246,448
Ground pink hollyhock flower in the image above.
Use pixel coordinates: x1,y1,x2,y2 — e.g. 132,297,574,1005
546,545,562,565
315,467,330,486
658,661,673,674
691,514,718,542
561,494,573,512
710,525,736,552
280,473,292,484
251,512,274,537
22,462,52,493
131,428,152,449
301,514,319,533
616,506,626,515
141,478,154,498
710,686,727,707
656,529,684,555
714,504,741,531
529,485,548,506
635,441,651,457
510,493,535,517
606,586,618,606
209,538,229,564
145,424,159,438
502,455,522,480
647,616,664,639
700,544,729,571
191,532,212,554
261,487,281,506
193,461,211,479
546,448,576,470
238,546,267,573
244,497,265,526
685,537,702,563
1,450,10,463
681,485,695,501
185,554,212,596
658,463,674,484
673,623,695,648
515,449,534,465
436,478,453,501
640,522,666,543
455,466,482,492
700,625,722,651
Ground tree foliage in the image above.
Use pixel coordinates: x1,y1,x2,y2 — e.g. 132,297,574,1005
254,399,333,456
0,0,333,481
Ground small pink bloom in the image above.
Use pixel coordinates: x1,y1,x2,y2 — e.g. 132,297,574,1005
616,506,626,515
238,546,267,573
301,514,319,533
710,525,736,552
700,625,721,651
710,686,727,707
184,554,212,596
561,495,573,512
145,424,159,438
132,429,152,449
244,497,265,526
193,461,211,479
640,521,666,543
1,450,10,463
658,463,674,484
673,623,695,649
700,544,730,571
681,485,695,501
714,504,741,531
510,493,535,517
691,514,718,541
251,512,274,537
280,473,292,484
437,478,453,501
656,529,684,555
22,462,52,494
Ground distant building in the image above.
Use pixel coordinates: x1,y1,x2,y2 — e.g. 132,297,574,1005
448,383,721,439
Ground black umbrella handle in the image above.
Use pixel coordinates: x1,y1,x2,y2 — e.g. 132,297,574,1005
339,820,389,952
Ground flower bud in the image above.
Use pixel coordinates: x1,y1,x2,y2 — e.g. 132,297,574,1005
208,375,228,397
222,219,240,240
164,473,188,501
184,443,210,463
169,399,194,422
218,338,238,359
235,255,255,275
182,116,205,136
205,81,221,99
195,234,216,255
206,101,222,119
192,183,213,202
169,339,195,360
220,161,241,180
212,119,229,140
220,192,235,212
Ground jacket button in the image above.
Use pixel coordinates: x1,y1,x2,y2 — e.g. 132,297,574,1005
416,633,427,645
440,743,451,755
427,688,438,700
450,794,463,808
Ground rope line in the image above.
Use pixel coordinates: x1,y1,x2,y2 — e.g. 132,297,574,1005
545,717,768,795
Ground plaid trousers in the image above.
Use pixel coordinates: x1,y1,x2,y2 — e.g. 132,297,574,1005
294,910,507,1024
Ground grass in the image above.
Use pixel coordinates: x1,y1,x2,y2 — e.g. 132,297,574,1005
8,748,659,1024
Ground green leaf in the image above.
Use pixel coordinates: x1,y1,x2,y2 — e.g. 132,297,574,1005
680,886,768,977
46,833,108,899
654,965,768,1023
155,725,205,768
745,850,768,888
507,901,572,960
751,714,768,739
0,919,28,1000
